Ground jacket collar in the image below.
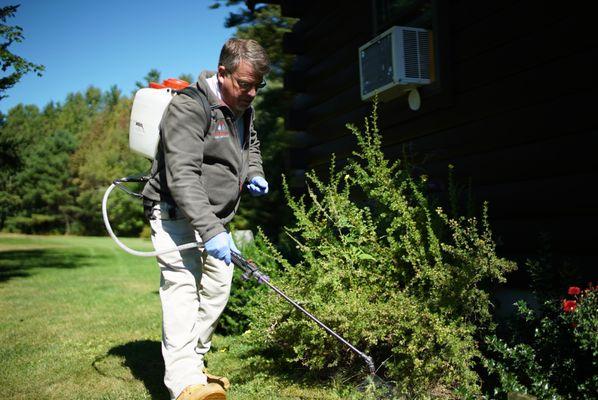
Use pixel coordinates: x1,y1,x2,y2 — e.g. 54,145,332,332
197,70,254,121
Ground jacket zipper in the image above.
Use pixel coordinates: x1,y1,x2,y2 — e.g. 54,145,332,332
227,109,250,197
240,109,251,194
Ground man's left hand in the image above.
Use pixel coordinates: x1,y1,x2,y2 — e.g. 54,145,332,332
247,176,269,196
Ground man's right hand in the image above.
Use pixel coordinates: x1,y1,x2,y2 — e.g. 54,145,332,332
204,232,232,265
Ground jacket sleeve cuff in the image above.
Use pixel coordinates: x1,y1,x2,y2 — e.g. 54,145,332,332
246,170,264,183
201,224,227,243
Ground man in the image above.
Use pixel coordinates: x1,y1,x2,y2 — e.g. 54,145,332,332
142,38,270,400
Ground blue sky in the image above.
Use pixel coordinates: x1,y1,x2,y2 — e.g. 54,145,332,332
0,0,240,113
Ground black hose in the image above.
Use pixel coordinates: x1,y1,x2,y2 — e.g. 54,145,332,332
112,174,150,199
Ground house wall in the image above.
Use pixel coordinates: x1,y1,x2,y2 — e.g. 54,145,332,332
281,0,597,274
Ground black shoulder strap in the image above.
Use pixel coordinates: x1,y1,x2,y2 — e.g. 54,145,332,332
176,84,212,132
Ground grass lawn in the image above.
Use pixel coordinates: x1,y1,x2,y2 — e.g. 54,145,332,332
0,234,365,400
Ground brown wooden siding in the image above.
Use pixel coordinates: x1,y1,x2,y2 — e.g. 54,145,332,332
281,0,598,270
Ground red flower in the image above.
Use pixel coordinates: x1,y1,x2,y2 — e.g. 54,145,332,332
568,286,581,295
563,300,577,313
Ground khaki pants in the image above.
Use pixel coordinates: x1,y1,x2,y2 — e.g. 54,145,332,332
148,203,234,400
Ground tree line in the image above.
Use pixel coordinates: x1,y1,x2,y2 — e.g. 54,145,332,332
0,84,149,235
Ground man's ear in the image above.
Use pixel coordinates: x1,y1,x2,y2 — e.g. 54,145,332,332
217,66,226,84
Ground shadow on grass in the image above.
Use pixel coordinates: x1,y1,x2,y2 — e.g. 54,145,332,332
0,248,98,283
95,340,168,400
220,341,341,388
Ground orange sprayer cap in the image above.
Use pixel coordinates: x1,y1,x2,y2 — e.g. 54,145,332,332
149,82,166,89
162,78,190,90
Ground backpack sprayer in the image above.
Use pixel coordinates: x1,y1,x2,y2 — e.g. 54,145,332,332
102,78,394,396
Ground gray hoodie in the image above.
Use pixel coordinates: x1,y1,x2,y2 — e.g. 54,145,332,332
142,71,264,242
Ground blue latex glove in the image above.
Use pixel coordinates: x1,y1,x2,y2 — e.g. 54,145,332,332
247,176,269,197
204,232,232,265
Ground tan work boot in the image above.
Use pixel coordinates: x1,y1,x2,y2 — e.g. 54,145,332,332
176,383,226,400
203,368,231,391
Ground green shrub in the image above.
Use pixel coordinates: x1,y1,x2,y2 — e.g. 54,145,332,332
243,102,516,398
138,224,151,239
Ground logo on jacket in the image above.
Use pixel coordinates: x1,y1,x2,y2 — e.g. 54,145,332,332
214,120,230,140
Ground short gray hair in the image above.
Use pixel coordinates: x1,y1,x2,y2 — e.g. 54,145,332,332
219,38,271,77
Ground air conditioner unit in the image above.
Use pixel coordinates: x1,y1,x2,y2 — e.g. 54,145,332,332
359,26,434,101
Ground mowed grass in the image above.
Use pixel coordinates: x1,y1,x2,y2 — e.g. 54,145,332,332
0,234,364,400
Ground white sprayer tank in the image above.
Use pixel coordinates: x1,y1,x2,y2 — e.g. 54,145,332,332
129,87,174,160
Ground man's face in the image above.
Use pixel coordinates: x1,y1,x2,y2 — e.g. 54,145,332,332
218,60,263,115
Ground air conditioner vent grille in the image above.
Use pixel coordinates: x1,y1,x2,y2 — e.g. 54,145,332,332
418,30,431,80
403,30,418,79
402,29,431,80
